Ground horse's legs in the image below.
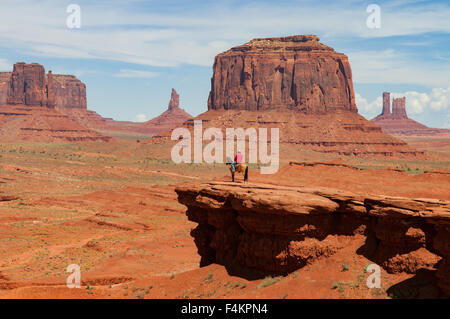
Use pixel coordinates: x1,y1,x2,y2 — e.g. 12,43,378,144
232,172,235,182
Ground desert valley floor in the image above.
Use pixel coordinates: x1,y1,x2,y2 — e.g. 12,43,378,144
0,136,449,299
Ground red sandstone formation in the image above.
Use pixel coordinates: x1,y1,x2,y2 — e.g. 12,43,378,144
7,63,48,106
0,105,111,142
0,62,110,142
136,88,192,135
392,96,407,119
52,74,87,110
151,36,421,157
168,88,179,110
176,181,450,296
382,92,391,116
0,62,87,110
56,87,192,137
372,92,450,136
208,35,357,113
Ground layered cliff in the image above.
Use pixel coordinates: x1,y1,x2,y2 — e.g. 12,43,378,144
0,63,109,142
176,181,450,296
0,105,111,142
208,35,357,113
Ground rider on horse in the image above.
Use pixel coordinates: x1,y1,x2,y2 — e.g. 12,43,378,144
231,151,242,173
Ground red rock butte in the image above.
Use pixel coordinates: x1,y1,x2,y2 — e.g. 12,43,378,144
371,92,450,136
0,62,86,110
153,35,421,157
0,62,109,142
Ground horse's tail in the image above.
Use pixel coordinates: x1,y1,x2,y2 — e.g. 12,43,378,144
244,165,248,181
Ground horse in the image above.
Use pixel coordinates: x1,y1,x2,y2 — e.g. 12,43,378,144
226,162,248,182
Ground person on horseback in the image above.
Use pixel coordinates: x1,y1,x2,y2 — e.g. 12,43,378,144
231,151,242,173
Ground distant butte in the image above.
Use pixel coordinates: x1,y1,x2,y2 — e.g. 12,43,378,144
137,88,192,134
371,92,450,136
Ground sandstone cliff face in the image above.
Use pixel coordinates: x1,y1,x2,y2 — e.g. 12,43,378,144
52,74,87,110
0,73,9,105
6,63,47,106
0,62,87,110
208,35,357,113
176,181,450,296
0,63,109,142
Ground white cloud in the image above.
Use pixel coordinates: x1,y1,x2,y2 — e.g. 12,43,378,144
429,88,450,111
355,93,382,114
357,87,450,117
114,69,159,79
0,0,449,70
134,113,147,122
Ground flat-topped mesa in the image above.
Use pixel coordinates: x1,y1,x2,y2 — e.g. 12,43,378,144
0,62,87,110
208,35,357,113
168,88,179,110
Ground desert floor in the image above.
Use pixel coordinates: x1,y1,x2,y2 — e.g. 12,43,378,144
0,136,449,299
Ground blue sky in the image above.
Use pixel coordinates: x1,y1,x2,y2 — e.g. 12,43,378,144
0,0,449,128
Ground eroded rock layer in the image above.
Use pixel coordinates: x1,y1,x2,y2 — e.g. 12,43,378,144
176,181,450,296
152,109,422,157
208,35,357,113
0,105,111,142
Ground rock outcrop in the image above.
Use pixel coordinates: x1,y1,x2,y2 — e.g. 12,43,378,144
6,63,48,106
52,74,87,110
168,88,179,110
372,92,450,136
0,62,87,110
208,35,357,113
0,105,111,142
137,88,192,134
176,181,450,296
